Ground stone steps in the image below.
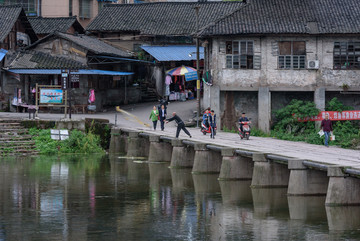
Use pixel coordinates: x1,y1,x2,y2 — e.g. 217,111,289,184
0,120,37,156
0,123,21,127
0,135,33,140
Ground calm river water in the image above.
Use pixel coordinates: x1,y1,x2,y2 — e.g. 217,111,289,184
0,154,360,241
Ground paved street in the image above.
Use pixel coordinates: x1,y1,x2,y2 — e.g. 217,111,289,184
1,100,359,167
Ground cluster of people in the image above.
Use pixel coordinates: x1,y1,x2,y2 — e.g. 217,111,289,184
149,100,168,131
202,107,217,138
149,99,192,138
150,101,252,140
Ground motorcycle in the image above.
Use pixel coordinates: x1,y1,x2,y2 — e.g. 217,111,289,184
201,122,217,138
239,121,251,140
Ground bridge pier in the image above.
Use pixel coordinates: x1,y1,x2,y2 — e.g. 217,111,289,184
148,135,172,162
192,144,222,174
170,139,195,168
251,153,290,188
127,131,149,158
325,166,360,206
218,149,253,180
287,159,328,195
109,129,128,154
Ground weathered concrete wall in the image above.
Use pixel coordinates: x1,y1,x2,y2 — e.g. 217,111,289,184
207,36,360,131
271,91,313,120
326,92,360,110
220,91,258,130
210,36,360,91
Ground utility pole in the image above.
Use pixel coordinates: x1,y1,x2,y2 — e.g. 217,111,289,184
195,5,200,128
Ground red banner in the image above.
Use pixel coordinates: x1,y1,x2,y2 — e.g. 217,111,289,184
297,110,360,122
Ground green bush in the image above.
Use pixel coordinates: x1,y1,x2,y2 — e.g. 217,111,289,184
271,98,360,149
29,128,105,154
326,97,353,112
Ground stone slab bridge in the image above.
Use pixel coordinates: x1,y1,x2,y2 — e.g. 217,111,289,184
109,127,360,207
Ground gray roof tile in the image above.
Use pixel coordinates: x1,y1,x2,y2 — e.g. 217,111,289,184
29,32,132,57
86,2,245,36
0,5,37,43
6,50,87,69
28,17,84,35
199,0,360,36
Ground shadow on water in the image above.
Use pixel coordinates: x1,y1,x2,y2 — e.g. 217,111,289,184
1,154,360,240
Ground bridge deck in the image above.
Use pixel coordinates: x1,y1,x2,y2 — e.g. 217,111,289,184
126,127,360,168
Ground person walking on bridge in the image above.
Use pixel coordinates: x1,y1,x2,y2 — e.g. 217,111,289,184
149,106,159,130
321,113,333,147
166,112,192,138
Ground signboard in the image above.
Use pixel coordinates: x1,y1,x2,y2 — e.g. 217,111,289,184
70,71,80,82
51,129,69,140
61,69,69,90
40,89,63,104
185,71,198,81
297,110,360,122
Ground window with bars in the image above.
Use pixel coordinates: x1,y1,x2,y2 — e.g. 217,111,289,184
3,0,37,16
225,41,254,69
333,42,360,70
278,41,306,69
79,0,91,19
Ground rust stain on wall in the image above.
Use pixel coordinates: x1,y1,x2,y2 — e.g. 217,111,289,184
221,92,237,131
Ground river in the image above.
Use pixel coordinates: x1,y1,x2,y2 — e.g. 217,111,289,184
0,155,359,241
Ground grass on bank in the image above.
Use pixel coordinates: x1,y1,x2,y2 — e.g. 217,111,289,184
29,128,105,154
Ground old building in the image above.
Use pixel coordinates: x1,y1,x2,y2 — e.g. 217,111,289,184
28,16,84,39
86,1,244,96
1,0,118,27
0,5,37,51
2,32,135,111
0,5,38,109
199,0,360,132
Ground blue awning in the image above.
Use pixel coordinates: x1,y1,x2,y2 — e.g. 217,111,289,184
141,45,204,61
0,49,8,62
6,69,133,76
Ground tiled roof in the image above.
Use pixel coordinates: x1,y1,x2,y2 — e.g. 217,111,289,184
29,32,132,57
6,50,87,69
86,2,245,36
199,0,360,36
0,5,37,43
0,5,22,42
28,17,84,35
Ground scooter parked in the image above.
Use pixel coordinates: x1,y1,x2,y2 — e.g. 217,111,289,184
239,121,251,140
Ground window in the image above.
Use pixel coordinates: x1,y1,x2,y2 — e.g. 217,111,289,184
278,41,306,69
225,41,254,69
79,0,91,19
3,0,38,16
69,0,73,16
334,42,360,70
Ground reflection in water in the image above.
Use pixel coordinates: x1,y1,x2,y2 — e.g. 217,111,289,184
219,180,252,205
0,155,360,240
288,196,326,221
326,206,360,231
170,168,194,195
